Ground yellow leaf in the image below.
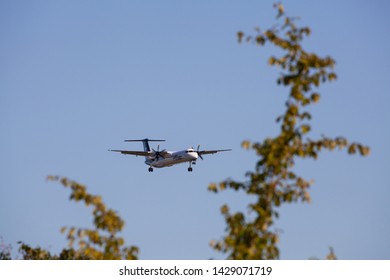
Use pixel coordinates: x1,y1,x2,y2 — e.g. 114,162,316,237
221,205,229,214
311,93,320,103
60,226,67,234
208,183,218,193
241,140,251,150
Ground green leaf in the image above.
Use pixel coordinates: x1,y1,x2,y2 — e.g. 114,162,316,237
301,125,311,134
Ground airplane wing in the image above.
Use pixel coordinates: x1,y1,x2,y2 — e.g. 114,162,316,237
109,150,152,156
109,149,170,158
198,149,232,156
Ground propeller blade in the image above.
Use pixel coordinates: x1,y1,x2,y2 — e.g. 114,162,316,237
152,145,166,160
196,145,204,160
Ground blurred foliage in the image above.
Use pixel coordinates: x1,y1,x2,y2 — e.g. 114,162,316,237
308,247,337,260
0,237,12,260
209,3,369,260
17,176,138,260
326,247,337,260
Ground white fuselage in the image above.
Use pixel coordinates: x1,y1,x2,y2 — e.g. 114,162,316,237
145,149,198,168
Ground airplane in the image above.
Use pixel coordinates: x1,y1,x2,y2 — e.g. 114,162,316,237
109,138,231,172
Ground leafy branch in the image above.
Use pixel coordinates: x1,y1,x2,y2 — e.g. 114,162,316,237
18,176,138,260
209,4,369,260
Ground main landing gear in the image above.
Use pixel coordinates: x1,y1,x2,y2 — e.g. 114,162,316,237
148,167,153,172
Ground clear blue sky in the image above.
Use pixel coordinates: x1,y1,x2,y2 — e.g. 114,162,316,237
1,0,389,259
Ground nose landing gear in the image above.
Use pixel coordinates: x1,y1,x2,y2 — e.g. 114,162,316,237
188,161,195,172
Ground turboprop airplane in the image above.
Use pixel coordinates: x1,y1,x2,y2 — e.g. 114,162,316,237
109,138,231,172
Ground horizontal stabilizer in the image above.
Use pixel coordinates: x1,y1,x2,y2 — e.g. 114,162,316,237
124,138,165,142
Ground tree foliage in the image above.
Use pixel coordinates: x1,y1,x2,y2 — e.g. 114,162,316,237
0,237,12,260
208,4,369,260
17,176,138,260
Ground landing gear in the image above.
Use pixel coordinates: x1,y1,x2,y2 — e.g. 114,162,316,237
148,167,153,172
188,161,193,172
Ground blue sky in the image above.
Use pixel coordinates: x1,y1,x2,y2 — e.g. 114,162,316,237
1,0,389,259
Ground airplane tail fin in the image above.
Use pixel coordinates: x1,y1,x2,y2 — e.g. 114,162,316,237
124,138,165,152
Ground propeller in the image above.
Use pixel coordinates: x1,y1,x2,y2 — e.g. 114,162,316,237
196,145,204,160
152,145,166,160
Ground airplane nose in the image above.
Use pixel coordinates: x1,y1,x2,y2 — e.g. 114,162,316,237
190,152,198,160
